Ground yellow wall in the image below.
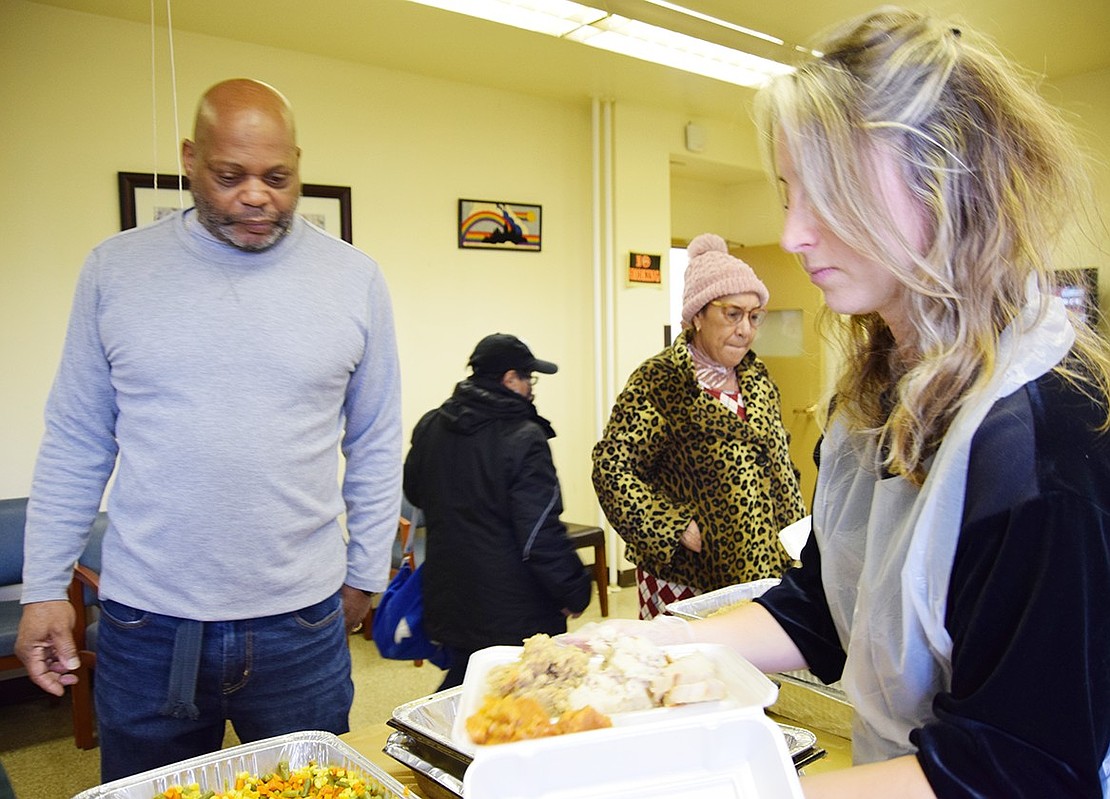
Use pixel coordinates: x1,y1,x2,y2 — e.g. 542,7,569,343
741,245,826,505
1,0,605,517
1050,67,1110,313
3,0,1109,550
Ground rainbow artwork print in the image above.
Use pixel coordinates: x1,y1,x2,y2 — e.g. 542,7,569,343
458,199,542,251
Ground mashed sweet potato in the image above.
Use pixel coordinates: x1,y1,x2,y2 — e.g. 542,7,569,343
465,695,613,744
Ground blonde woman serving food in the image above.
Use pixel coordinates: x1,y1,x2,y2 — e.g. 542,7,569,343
574,8,1110,797
592,233,806,618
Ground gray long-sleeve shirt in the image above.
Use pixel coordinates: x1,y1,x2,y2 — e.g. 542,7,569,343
22,209,402,619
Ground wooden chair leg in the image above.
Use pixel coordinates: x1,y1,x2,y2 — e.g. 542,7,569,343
564,524,610,617
71,651,97,750
593,541,609,617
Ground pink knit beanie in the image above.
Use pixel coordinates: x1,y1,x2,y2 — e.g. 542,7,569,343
681,233,769,326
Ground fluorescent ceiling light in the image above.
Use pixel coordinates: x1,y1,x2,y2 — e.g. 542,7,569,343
405,0,793,88
407,0,606,37
640,0,785,46
566,14,793,87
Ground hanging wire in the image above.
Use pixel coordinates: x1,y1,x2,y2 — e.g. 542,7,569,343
148,0,184,207
149,0,158,191
165,0,184,205
158,0,184,206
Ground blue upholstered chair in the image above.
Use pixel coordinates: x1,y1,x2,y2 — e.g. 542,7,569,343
0,497,106,749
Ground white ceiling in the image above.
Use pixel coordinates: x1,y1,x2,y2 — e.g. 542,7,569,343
30,0,1110,183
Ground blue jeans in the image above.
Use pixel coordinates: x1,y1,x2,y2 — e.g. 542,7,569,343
95,591,353,783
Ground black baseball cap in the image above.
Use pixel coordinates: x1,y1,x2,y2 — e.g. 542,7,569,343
468,333,558,377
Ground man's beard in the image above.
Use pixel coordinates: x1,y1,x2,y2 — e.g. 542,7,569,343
192,192,295,252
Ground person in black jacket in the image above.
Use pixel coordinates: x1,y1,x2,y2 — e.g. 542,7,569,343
404,333,592,690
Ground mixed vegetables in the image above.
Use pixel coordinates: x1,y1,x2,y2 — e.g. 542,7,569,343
151,760,405,799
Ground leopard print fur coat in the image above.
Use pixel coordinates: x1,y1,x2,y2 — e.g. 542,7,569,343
592,332,806,591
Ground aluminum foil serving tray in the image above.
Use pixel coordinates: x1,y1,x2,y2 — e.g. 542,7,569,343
71,730,410,799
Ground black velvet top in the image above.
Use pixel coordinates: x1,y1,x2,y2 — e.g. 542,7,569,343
758,367,1110,797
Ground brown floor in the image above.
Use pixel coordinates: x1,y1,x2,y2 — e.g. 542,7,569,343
0,583,634,798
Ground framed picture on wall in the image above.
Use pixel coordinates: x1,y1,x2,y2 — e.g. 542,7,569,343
457,198,542,251
117,172,353,243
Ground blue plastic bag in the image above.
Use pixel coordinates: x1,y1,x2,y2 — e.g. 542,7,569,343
371,559,449,669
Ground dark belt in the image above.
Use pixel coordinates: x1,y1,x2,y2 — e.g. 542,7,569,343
160,618,203,720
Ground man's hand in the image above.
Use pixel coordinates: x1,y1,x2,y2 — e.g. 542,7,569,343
340,584,374,633
15,600,81,697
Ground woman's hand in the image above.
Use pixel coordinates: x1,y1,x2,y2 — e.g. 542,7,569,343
680,519,703,553
558,615,695,649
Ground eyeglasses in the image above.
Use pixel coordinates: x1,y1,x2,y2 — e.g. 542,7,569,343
518,371,539,386
709,301,768,328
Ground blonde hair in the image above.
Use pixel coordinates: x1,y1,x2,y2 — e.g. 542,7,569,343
755,6,1110,483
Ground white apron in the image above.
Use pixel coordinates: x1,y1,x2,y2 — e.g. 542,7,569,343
813,288,1109,791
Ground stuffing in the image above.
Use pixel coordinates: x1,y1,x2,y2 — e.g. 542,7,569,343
485,633,591,716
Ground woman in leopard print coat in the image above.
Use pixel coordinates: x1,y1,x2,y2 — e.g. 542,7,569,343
592,234,806,617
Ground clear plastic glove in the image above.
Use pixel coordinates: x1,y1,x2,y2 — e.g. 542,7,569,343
559,615,694,650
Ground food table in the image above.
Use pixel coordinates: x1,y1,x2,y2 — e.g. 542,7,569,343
342,714,852,798
769,713,852,772
343,724,424,793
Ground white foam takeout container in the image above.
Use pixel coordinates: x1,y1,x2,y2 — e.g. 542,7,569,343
452,641,779,752
69,730,409,799
462,707,805,799
386,687,820,799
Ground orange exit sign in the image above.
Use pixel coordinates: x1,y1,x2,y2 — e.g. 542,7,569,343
628,252,661,284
